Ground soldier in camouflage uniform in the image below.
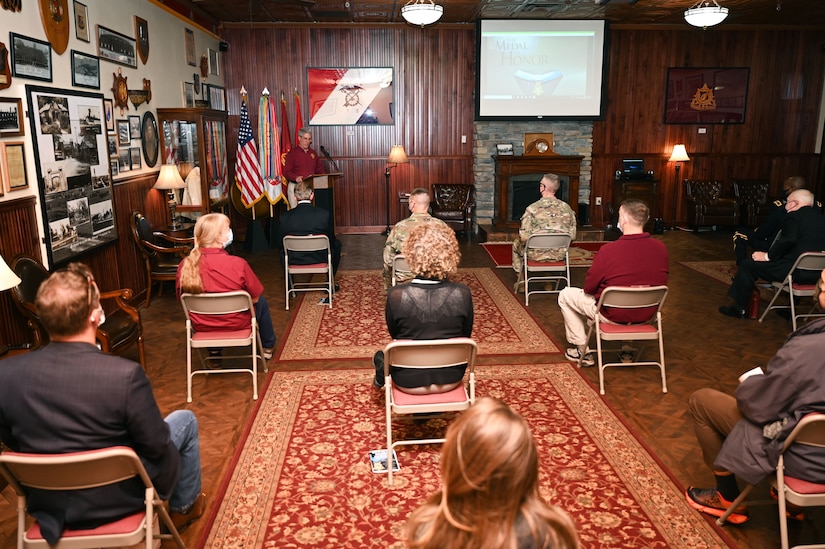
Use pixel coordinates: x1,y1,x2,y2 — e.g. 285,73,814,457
512,174,577,290
382,188,448,289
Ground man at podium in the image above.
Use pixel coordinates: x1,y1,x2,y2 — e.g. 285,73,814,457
284,127,325,208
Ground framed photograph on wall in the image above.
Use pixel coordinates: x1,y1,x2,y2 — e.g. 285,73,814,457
107,134,117,157
118,148,129,172
208,48,219,76
183,81,195,107
2,142,28,191
206,84,225,111
109,159,118,176
70,50,100,89
73,1,90,43
24,85,118,265
0,97,24,137
664,67,750,124
97,25,137,69
307,67,394,125
129,146,141,170
184,28,196,66
116,119,130,145
128,115,140,139
10,33,52,82
103,98,114,132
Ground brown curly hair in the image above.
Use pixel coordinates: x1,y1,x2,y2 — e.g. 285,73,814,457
402,222,461,280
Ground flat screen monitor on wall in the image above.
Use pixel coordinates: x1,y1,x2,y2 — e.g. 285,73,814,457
475,19,609,120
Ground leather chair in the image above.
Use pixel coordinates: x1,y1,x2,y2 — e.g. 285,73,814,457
683,180,741,232
130,211,192,307
732,179,771,227
430,184,476,236
9,254,146,368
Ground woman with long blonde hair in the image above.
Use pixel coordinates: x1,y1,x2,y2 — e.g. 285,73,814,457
407,397,580,549
176,213,276,357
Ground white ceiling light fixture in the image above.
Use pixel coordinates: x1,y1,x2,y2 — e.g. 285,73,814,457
684,0,729,28
401,0,443,27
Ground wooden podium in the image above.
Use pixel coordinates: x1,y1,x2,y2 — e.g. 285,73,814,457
306,172,343,232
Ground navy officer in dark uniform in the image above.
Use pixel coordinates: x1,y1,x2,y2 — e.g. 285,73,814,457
732,176,806,266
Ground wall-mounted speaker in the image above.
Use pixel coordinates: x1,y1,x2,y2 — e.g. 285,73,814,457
219,41,229,52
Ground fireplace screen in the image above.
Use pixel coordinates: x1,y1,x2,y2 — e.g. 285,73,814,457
508,174,569,222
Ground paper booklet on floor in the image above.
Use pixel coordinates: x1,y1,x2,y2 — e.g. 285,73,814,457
369,449,400,473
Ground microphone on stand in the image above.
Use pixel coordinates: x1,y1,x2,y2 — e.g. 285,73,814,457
320,145,340,171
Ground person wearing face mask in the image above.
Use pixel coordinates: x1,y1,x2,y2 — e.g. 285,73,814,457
720,189,825,319
177,213,277,358
0,263,206,542
732,176,807,266
557,199,669,366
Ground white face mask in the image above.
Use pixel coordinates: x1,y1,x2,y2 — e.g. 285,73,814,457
95,305,106,326
223,228,234,248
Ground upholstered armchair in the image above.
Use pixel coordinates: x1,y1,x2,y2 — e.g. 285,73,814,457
130,211,193,307
9,254,146,367
732,179,771,227
430,184,476,236
683,180,741,232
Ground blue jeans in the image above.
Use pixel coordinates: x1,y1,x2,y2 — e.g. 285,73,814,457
255,295,277,348
165,410,202,513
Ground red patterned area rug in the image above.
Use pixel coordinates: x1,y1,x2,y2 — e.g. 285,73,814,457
200,364,734,549
276,268,560,362
681,260,737,285
482,241,606,269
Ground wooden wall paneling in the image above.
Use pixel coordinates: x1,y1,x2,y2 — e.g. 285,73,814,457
0,196,42,346
221,24,475,232
592,27,823,227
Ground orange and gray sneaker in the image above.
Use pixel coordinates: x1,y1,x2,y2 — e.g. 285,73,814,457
685,486,750,524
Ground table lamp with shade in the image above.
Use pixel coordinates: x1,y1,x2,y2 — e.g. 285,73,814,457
153,164,187,229
382,145,409,236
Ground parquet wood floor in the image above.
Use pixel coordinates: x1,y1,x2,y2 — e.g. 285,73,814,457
2,228,823,548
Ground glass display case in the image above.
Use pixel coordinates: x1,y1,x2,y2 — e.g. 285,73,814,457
157,108,227,220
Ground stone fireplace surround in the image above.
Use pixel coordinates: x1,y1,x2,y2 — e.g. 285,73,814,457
473,121,593,227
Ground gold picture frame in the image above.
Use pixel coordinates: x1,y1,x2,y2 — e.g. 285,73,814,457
2,141,29,191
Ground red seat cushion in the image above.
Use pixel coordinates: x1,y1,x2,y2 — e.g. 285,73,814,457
192,328,252,341
27,511,145,539
784,476,825,495
392,384,467,406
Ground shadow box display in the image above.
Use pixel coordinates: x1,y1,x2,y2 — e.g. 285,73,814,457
25,85,117,265
664,67,749,124
307,67,394,125
157,107,227,220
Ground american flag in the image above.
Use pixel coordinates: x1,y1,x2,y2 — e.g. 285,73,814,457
236,97,265,208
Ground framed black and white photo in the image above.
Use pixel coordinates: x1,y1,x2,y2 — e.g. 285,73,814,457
0,97,24,137
97,25,137,69
71,50,100,89
73,1,90,43
184,28,195,66
118,148,129,172
103,98,114,132
10,33,53,82
24,85,118,265
206,84,226,111
109,159,118,176
208,48,219,76
117,119,130,145
183,82,195,107
128,115,140,139
129,147,141,170
107,134,117,157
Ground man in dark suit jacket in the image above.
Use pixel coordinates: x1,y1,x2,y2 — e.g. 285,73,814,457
720,189,825,318
278,179,342,276
0,264,206,543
